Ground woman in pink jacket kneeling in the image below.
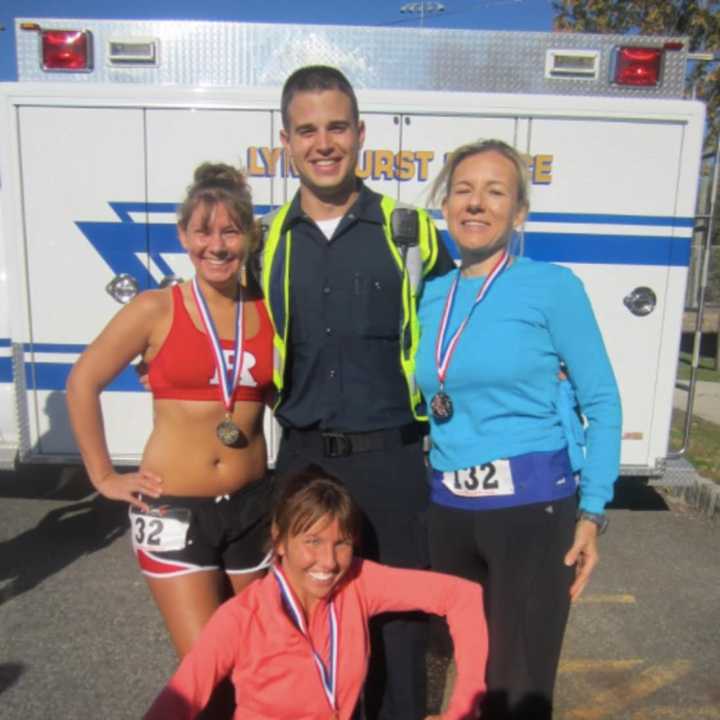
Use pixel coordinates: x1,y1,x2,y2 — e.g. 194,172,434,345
145,465,488,720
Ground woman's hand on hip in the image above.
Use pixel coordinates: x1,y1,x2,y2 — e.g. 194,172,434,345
564,519,599,601
96,469,163,511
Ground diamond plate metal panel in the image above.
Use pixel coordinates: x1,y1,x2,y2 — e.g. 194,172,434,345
16,19,689,98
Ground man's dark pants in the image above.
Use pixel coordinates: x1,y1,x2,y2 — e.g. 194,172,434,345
275,430,430,720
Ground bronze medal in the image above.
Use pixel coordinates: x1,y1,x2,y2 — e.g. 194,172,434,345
431,391,454,422
216,417,241,446
434,253,510,426
191,278,246,446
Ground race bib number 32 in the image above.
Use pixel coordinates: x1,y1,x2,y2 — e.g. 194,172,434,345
441,460,515,498
129,506,191,552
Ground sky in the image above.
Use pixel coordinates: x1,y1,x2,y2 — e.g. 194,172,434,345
0,0,557,80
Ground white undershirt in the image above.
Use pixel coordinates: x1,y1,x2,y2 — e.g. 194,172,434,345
315,216,343,241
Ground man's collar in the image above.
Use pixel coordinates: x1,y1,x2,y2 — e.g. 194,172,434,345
283,182,384,229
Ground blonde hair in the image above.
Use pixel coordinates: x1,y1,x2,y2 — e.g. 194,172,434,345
429,139,530,211
177,162,261,252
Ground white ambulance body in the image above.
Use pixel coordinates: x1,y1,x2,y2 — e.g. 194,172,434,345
0,19,705,475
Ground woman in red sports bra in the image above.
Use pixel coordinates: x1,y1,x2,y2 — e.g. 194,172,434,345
66,163,274,660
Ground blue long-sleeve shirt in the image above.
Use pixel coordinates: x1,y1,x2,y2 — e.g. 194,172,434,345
416,257,622,514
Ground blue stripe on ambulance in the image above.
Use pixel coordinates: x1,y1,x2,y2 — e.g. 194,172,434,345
28,362,143,393
524,233,690,267
1,205,693,392
22,342,143,392
429,209,693,263
0,338,10,382
74,202,695,289
526,212,694,227
440,230,690,265
0,340,143,391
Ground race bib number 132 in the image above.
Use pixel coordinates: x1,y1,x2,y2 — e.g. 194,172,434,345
441,460,515,498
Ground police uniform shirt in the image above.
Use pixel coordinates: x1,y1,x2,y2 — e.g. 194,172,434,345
276,183,454,433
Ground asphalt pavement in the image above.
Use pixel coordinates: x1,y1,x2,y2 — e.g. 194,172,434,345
0,466,718,720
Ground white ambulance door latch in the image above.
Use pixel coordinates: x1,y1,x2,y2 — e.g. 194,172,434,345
623,287,656,316
106,274,139,304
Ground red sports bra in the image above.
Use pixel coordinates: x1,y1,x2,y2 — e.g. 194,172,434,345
148,284,273,403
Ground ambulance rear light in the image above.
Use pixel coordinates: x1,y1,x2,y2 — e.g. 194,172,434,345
20,23,93,72
613,47,662,87
41,29,93,72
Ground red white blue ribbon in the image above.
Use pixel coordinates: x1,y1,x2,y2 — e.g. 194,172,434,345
191,277,244,412
435,250,510,388
272,565,338,711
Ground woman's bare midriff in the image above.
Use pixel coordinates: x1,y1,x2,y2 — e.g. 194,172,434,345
141,398,267,497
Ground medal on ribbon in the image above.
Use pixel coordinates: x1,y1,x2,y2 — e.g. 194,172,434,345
433,250,510,422
273,566,339,713
191,277,245,446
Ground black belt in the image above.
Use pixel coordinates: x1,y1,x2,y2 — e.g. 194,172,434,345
284,423,425,458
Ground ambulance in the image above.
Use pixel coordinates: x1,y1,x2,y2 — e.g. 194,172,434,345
0,18,708,476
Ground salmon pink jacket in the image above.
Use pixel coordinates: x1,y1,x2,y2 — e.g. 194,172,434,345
145,558,487,719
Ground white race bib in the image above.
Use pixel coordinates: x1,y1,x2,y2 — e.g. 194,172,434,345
129,506,191,552
441,460,515,498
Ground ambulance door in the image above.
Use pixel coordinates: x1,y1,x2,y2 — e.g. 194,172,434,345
397,114,518,257
0,196,16,466
17,106,148,459
527,117,687,468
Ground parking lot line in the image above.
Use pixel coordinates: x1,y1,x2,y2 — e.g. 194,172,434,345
559,658,644,673
631,707,720,719
576,593,637,604
562,659,692,719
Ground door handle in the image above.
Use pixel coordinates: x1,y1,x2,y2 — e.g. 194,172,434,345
105,274,139,304
623,287,656,316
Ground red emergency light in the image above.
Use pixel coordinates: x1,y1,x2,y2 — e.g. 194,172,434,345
41,30,93,71
614,46,662,86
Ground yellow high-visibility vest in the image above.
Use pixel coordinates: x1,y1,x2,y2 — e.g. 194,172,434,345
260,195,440,421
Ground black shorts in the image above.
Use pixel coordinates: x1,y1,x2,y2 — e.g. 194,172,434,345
130,476,272,578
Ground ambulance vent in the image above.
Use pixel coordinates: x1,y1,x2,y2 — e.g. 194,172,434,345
107,38,159,66
545,50,599,80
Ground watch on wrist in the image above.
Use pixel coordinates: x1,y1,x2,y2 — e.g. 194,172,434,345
577,510,609,535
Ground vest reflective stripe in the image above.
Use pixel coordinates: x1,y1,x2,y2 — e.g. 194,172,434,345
261,195,439,420
423,211,440,271
260,204,292,399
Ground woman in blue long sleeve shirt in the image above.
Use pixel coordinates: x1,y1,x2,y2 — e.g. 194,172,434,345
416,139,622,720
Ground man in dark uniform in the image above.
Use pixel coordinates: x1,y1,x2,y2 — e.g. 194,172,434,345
262,65,454,720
